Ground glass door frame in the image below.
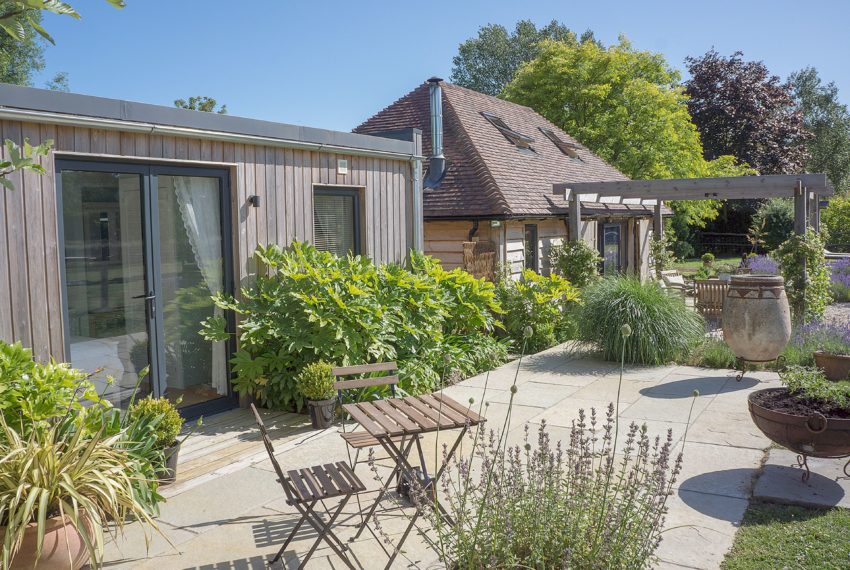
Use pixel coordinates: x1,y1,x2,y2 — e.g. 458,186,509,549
55,158,237,418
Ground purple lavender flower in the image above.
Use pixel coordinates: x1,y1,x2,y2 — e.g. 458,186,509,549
748,255,779,275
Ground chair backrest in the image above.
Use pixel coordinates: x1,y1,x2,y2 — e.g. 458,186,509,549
332,362,399,395
694,279,729,316
249,403,295,503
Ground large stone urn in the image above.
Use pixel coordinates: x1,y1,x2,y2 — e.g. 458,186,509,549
722,275,792,363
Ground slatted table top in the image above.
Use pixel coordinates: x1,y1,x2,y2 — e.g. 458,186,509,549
342,393,485,438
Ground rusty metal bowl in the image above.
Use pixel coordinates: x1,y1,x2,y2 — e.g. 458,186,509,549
748,388,850,458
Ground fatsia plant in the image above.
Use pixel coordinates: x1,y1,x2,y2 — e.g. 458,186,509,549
0,419,160,569
0,1,125,44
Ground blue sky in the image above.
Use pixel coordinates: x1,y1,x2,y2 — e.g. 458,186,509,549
34,0,850,132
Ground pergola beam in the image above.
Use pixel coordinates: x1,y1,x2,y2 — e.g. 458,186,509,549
554,173,833,202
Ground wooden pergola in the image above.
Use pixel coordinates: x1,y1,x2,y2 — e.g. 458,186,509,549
554,173,834,241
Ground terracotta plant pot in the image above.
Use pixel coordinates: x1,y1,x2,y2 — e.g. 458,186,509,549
814,351,850,381
748,388,850,459
159,441,181,485
1,513,94,570
307,397,336,430
723,275,792,363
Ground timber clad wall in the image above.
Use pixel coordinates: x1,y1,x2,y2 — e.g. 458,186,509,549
0,120,413,362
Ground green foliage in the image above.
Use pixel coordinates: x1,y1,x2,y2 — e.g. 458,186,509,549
577,277,705,365
174,95,227,114
0,419,159,569
548,239,600,289
648,233,676,278
723,502,850,570
0,0,44,85
701,252,715,264
0,137,52,190
822,196,850,251
681,337,738,369
201,242,502,409
0,0,124,45
780,365,850,412
0,341,107,437
749,198,794,251
504,38,708,181
449,19,594,96
295,361,335,401
774,229,832,322
495,269,580,353
789,67,850,196
694,266,715,280
127,397,183,449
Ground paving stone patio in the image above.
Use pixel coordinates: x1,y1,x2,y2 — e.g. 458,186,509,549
99,344,849,569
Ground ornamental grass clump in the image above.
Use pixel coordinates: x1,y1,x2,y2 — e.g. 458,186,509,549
577,276,705,365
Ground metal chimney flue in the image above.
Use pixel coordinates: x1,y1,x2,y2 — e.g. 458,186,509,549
425,77,447,188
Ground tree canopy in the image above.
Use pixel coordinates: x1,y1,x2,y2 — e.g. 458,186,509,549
450,20,596,96
789,67,850,196
0,1,43,85
174,96,227,114
0,0,124,45
684,49,810,175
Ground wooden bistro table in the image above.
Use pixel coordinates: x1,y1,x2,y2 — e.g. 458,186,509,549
342,392,485,568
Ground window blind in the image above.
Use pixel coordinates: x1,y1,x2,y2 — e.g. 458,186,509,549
313,193,356,256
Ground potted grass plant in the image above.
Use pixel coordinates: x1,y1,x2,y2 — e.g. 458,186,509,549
126,397,186,484
295,361,336,429
0,419,159,570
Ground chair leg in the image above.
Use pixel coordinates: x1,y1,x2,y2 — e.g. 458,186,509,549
268,501,313,566
297,495,355,570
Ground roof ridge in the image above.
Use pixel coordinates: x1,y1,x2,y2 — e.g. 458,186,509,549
440,89,512,216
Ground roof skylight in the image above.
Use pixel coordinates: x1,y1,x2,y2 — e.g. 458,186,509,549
481,112,535,151
539,127,583,160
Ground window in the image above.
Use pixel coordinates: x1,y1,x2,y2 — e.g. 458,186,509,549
600,223,622,276
539,127,583,160
481,112,535,151
313,187,361,256
524,224,539,272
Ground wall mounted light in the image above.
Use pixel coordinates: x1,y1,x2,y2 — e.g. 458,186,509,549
249,195,261,208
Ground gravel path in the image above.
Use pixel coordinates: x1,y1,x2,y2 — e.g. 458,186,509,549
824,302,850,327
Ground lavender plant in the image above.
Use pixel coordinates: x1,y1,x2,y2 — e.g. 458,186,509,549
747,254,779,275
415,325,686,569
830,257,850,302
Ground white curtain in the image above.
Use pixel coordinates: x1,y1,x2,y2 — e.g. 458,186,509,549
173,176,228,395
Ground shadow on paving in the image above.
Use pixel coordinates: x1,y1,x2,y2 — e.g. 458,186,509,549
181,556,269,569
640,375,757,399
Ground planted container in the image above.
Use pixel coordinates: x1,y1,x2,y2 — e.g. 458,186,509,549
160,441,182,485
813,351,850,382
1,513,94,570
307,397,337,430
723,275,792,363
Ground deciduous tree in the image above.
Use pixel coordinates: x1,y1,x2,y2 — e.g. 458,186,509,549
684,49,810,174
0,0,124,44
789,67,850,195
0,1,43,85
450,20,595,96
174,96,227,114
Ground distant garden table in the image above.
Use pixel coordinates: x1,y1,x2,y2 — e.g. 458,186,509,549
342,392,485,568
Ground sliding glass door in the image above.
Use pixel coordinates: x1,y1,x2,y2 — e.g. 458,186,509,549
57,161,234,416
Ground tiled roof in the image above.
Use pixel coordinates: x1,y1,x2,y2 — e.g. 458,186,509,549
355,81,652,219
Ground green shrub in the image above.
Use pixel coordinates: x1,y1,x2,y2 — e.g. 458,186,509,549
0,341,106,438
127,397,183,449
750,198,794,251
822,195,850,252
496,269,580,353
548,240,601,289
701,252,715,265
774,229,832,322
694,266,715,280
649,233,676,278
201,242,502,409
682,337,738,369
295,361,335,401
780,365,850,413
577,277,705,365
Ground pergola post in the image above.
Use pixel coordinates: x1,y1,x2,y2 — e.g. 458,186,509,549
794,181,808,236
569,190,581,241
653,201,664,238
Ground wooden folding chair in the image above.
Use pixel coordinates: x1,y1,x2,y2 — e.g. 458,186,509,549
249,404,367,569
333,362,429,493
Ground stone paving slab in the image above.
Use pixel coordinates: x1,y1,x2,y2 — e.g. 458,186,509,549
753,448,849,508
98,348,780,570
